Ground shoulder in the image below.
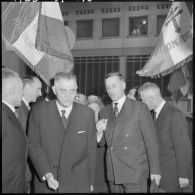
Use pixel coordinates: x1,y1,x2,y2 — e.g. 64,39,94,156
31,99,54,113
126,98,147,110
74,102,94,115
166,102,184,116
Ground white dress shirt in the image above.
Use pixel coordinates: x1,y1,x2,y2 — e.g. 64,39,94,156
154,99,166,119
113,95,126,113
56,100,73,119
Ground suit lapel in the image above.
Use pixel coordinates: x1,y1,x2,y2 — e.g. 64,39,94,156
112,98,134,142
47,100,66,144
105,105,116,145
22,100,29,115
155,102,169,128
64,102,83,136
2,103,27,142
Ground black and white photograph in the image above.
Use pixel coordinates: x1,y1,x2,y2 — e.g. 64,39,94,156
2,1,193,193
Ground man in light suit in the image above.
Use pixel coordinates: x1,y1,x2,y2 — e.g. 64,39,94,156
16,75,42,193
96,72,161,193
138,82,192,192
2,68,27,193
28,72,97,193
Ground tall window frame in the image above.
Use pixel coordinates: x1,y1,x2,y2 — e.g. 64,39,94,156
102,17,120,38
76,19,93,39
129,16,148,36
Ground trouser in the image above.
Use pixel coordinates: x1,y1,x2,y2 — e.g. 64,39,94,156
109,180,147,193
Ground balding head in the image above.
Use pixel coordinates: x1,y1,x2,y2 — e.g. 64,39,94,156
138,82,163,110
22,75,42,103
2,68,23,107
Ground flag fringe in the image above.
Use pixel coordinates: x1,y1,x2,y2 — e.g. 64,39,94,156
151,55,193,79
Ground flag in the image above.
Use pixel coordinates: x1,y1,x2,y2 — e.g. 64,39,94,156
136,2,193,78
167,61,191,102
2,2,74,85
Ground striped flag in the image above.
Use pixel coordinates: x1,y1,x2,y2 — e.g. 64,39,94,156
136,2,193,78
2,2,74,85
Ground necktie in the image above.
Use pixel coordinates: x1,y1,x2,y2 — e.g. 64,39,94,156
61,110,68,130
153,111,157,122
113,103,119,119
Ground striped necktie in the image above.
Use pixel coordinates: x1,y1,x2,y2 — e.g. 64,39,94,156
61,110,68,130
113,103,119,119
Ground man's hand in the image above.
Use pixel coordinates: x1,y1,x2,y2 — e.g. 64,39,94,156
150,174,161,186
96,119,108,134
45,173,59,191
179,177,189,188
90,185,94,192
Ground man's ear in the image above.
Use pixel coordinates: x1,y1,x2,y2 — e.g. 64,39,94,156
122,82,126,90
52,86,56,95
9,87,15,97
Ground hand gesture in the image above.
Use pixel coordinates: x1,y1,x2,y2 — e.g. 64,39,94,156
96,119,108,134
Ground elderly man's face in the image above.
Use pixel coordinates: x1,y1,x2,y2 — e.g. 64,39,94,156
53,78,77,107
139,90,155,110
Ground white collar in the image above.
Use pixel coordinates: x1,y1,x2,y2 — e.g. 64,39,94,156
154,99,166,117
2,100,16,113
22,97,30,110
56,100,73,118
113,95,126,113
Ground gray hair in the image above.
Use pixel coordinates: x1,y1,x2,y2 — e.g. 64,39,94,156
2,68,20,80
138,82,161,95
54,72,77,85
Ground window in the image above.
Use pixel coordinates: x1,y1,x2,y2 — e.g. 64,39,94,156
129,16,148,36
157,15,167,35
126,55,170,97
77,20,93,39
102,18,120,37
74,56,119,96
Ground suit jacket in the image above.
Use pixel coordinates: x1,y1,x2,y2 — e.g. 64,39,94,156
2,103,27,193
99,98,160,184
16,100,29,132
154,102,192,192
28,100,97,193
16,100,32,184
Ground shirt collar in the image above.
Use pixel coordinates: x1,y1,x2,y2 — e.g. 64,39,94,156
2,100,16,113
154,99,166,117
56,100,73,118
113,95,126,113
22,97,30,110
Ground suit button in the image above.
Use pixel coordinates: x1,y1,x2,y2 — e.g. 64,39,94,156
124,146,127,150
110,146,113,150
125,133,129,137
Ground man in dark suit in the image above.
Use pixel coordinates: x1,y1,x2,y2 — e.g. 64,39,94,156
2,68,27,193
96,72,161,193
16,75,42,193
138,82,192,192
28,72,97,193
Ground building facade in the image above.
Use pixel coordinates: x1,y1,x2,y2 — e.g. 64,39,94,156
60,1,171,97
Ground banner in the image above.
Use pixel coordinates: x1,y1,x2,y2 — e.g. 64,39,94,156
2,2,74,85
136,2,193,78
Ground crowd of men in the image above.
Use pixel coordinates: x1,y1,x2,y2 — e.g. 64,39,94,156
2,68,192,193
